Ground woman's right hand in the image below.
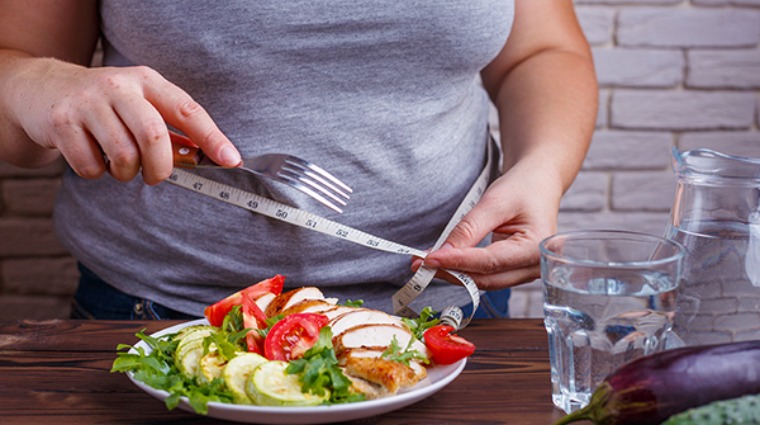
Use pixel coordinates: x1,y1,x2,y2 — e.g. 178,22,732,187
4,57,240,185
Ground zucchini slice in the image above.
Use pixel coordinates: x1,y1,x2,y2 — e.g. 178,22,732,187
223,352,268,404
245,361,329,406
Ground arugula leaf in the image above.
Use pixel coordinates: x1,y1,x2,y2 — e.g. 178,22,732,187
111,328,234,415
381,335,429,366
341,299,364,307
286,327,364,404
402,306,440,340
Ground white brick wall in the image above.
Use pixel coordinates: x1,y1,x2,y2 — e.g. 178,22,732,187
510,0,760,318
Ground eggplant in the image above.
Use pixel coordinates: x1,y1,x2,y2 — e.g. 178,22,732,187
553,340,760,425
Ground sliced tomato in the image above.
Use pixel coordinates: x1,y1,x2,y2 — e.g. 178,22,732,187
203,275,286,327
242,292,269,354
423,324,476,365
204,292,244,327
243,274,285,299
263,313,329,361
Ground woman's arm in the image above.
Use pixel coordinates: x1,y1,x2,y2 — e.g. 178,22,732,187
0,0,100,167
0,0,240,184
423,0,598,289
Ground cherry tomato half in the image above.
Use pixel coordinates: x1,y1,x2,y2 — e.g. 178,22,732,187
423,324,476,365
203,274,285,326
264,313,329,361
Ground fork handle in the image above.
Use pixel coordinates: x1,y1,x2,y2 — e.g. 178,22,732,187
170,132,203,169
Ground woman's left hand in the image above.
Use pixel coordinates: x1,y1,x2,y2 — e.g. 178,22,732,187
414,158,563,290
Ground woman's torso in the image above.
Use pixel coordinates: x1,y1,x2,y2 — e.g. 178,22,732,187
54,0,514,314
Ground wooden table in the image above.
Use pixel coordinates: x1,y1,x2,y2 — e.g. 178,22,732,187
0,319,573,424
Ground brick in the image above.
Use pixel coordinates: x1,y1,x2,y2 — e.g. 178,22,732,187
2,257,78,295
597,89,609,128
576,7,615,46
618,8,760,48
684,331,733,345
558,212,671,236
693,0,760,5
687,49,760,89
739,297,760,310
584,130,673,170
0,158,65,177
679,131,760,158
612,171,676,212
611,90,755,130
699,297,739,314
593,48,683,87
508,279,544,318
508,286,532,318
715,313,760,333
560,171,607,212
2,178,61,216
0,295,71,321
736,328,760,341
0,218,68,257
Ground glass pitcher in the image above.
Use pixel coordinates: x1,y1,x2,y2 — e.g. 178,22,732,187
666,147,760,347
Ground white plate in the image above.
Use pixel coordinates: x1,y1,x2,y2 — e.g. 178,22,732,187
127,319,467,424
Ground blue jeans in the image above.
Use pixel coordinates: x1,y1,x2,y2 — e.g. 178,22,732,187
459,288,511,319
70,262,510,320
70,263,200,320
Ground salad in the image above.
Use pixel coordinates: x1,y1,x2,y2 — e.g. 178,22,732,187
112,275,476,414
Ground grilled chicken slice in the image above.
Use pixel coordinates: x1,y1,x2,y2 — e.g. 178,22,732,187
265,286,328,317
342,348,427,381
343,372,387,400
339,348,425,394
333,323,430,358
252,292,275,314
329,309,404,336
280,299,337,316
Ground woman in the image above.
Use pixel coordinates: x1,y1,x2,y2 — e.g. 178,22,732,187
0,0,597,320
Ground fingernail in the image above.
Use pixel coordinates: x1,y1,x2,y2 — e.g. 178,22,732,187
220,145,241,166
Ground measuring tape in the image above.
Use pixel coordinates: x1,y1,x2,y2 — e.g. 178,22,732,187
166,138,496,329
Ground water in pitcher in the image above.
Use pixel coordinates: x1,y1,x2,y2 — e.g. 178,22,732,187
543,268,678,413
666,220,760,346
668,147,760,346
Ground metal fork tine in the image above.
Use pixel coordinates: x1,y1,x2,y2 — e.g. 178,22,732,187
174,140,353,212
276,174,344,213
281,163,351,200
283,157,353,194
278,169,348,206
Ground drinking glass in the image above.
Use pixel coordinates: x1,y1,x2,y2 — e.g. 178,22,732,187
540,230,685,413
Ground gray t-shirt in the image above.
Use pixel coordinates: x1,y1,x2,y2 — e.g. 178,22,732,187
54,1,515,315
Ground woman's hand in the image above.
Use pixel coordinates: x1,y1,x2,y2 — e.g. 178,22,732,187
4,58,240,185
416,158,562,290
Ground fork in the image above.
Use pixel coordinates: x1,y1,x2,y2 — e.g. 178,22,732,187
170,135,352,213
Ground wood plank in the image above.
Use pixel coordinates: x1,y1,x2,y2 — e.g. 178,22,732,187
0,319,574,424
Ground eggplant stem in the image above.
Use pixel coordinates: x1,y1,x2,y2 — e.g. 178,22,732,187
552,407,593,425
551,384,613,425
